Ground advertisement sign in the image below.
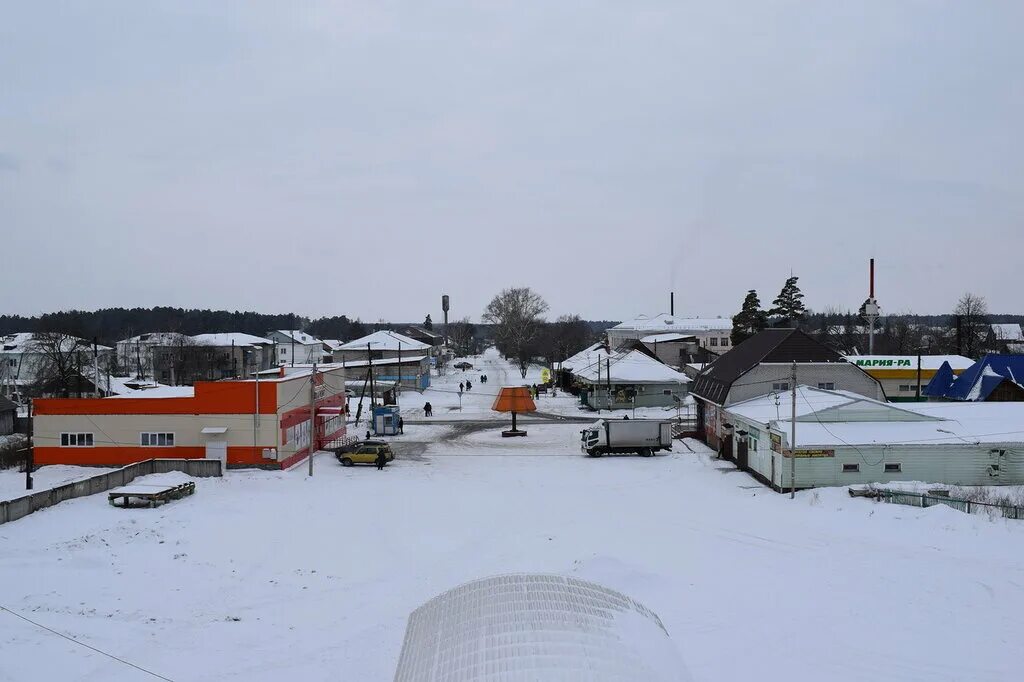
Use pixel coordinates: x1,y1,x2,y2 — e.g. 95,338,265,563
782,449,835,458
540,368,551,383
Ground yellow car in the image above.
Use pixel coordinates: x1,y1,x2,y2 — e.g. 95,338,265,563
336,441,395,467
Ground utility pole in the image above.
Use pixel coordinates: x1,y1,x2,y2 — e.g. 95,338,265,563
367,343,376,407
25,398,33,490
308,363,317,476
916,351,923,401
396,341,402,408
93,338,100,398
254,352,260,455
790,362,797,499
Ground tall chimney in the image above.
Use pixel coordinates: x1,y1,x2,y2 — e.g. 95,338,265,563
670,292,674,316
869,258,875,299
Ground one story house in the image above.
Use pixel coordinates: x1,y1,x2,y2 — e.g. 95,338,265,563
570,349,689,409
335,331,431,364
723,386,1024,491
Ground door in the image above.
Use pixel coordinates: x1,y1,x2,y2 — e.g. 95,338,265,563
737,438,749,471
205,440,227,468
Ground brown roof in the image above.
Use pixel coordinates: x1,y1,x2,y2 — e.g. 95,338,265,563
491,387,537,413
691,328,845,406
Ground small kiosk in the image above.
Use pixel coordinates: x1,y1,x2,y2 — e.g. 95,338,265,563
372,405,401,436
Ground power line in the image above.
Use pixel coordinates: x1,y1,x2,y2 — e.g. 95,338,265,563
0,604,176,682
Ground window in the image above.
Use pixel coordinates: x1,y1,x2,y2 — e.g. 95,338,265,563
720,337,729,346
709,337,718,346
141,432,175,447
884,463,902,473
817,382,835,390
60,433,94,447
842,463,860,473
280,347,288,355
898,384,913,392
663,389,672,395
772,382,789,392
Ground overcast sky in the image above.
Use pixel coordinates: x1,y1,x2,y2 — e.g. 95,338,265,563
2,2,1021,323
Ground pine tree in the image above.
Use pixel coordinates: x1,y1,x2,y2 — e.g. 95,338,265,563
731,290,767,345
423,314,433,330
769,276,806,326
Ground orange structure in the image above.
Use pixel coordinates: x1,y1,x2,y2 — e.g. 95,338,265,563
491,387,536,437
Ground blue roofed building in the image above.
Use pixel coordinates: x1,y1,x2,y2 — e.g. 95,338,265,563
924,355,1024,402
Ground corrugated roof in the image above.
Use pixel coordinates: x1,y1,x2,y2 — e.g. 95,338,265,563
338,330,430,352
933,355,1024,401
691,328,845,406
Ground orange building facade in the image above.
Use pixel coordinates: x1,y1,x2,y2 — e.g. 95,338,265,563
33,366,348,469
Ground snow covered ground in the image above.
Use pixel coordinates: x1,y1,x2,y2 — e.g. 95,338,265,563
3,422,1024,681
0,463,115,502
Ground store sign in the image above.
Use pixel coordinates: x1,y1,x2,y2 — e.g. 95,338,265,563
782,449,835,458
853,358,913,368
540,368,551,383
770,433,782,452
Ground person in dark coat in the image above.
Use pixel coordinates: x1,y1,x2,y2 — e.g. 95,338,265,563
424,402,432,417
398,417,404,434
375,449,387,470
465,380,472,391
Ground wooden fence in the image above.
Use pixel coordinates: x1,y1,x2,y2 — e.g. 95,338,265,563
0,458,222,525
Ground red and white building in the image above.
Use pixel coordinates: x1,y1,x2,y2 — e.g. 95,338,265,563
33,365,348,469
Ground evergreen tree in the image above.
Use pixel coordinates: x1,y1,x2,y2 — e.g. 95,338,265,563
769,276,806,326
423,314,433,330
731,290,767,345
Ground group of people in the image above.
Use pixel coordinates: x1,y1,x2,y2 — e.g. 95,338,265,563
459,380,472,393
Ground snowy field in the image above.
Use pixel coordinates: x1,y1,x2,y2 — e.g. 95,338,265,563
1,464,115,502
3,421,1024,681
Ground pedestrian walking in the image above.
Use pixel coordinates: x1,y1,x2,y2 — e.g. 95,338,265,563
424,401,432,417
466,380,472,392
365,430,371,440
459,382,465,393
398,417,404,434
375,449,387,470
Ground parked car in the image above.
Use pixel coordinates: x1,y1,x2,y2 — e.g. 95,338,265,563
336,442,394,467
453,361,473,370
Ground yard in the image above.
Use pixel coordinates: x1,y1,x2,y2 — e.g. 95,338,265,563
2,417,1023,681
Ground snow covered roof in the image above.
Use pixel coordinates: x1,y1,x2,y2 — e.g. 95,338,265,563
338,330,430,352
612,313,731,333
191,333,272,347
573,350,689,385
107,385,196,399
780,419,1021,447
104,376,174,396
320,339,346,351
116,332,188,346
990,324,1024,341
927,355,1024,401
726,386,931,427
844,355,975,372
1,332,112,354
268,330,321,345
640,332,696,344
560,343,610,372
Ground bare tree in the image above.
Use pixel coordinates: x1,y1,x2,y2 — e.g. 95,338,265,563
447,317,477,356
953,292,988,358
27,330,90,397
482,287,549,378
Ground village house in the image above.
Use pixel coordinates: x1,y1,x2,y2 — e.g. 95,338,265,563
607,314,732,356
568,349,689,410
335,330,431,364
721,386,1024,491
265,330,324,366
690,328,884,453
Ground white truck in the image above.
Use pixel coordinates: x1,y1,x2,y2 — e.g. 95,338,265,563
580,419,674,457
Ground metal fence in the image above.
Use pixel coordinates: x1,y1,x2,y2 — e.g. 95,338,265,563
0,458,222,525
860,488,1024,521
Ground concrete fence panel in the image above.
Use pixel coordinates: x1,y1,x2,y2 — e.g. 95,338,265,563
0,458,222,526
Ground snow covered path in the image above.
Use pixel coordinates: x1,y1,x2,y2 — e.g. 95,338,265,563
2,427,1024,681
